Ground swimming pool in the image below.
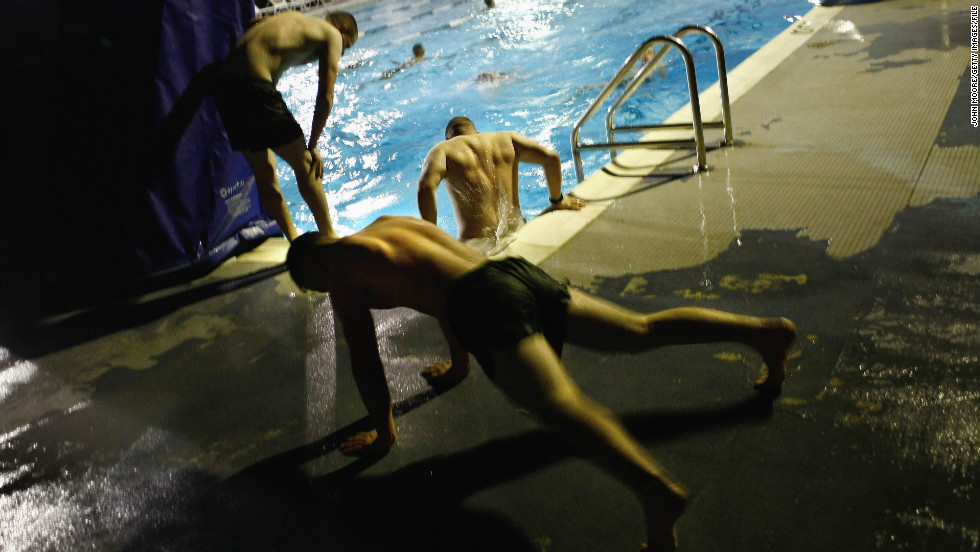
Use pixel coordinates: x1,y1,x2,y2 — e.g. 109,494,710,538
277,0,815,237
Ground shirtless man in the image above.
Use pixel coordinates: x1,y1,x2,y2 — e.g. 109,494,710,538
417,116,586,249
214,11,358,241
285,215,797,551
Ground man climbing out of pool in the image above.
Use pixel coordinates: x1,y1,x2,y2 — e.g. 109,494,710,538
417,116,587,253
285,215,798,551
214,11,358,241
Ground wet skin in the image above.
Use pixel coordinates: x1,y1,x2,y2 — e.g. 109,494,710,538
288,216,797,551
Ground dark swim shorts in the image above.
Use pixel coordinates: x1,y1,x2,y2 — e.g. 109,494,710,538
447,257,571,380
213,75,304,151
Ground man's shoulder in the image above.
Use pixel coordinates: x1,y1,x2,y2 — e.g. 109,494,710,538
425,140,452,161
440,132,514,160
486,130,527,148
265,11,335,36
254,11,301,29
268,10,313,22
458,131,515,148
481,130,515,139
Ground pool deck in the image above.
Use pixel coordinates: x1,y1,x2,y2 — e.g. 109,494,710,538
2,1,978,551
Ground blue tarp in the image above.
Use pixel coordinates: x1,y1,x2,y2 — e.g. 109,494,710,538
0,0,282,318
147,0,279,277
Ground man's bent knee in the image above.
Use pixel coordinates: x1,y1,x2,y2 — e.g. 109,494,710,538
273,140,315,175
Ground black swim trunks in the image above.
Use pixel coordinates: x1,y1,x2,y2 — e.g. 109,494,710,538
213,74,304,151
447,257,571,380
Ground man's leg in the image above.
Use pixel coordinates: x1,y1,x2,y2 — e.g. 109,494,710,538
241,148,300,241
273,139,336,238
490,335,688,551
563,289,797,393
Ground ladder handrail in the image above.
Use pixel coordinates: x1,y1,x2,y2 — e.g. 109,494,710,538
605,36,706,168
606,26,732,149
570,25,733,182
570,39,660,181
571,35,704,181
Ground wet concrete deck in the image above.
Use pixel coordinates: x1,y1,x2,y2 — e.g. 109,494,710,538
2,1,978,550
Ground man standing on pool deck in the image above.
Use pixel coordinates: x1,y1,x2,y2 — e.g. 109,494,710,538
285,215,797,551
417,116,587,250
214,11,358,241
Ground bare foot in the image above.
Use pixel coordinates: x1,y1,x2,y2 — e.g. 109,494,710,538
753,317,797,395
640,481,688,552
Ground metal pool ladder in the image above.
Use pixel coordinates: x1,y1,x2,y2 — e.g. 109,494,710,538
570,25,733,182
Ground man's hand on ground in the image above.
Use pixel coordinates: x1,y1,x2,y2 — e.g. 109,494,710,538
340,429,394,456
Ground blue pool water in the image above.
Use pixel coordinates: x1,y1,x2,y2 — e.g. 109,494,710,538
277,0,814,237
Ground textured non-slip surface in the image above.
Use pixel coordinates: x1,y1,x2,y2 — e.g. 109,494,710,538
543,0,979,283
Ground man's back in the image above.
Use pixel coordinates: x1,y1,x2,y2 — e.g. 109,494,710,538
418,119,574,244
299,216,487,316
429,131,523,240
228,12,336,83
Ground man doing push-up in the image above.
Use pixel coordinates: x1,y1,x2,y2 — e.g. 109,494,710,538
286,215,797,551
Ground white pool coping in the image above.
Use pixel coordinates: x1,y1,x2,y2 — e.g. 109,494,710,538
493,5,844,265
230,5,843,273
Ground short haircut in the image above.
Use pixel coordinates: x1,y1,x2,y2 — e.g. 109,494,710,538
412,43,425,57
445,116,473,140
326,12,359,45
286,232,324,291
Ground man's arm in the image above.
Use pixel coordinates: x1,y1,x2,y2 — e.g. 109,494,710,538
417,148,447,224
334,299,397,455
308,24,343,152
510,133,585,212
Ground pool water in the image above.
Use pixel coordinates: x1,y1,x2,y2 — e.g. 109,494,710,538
277,0,815,237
